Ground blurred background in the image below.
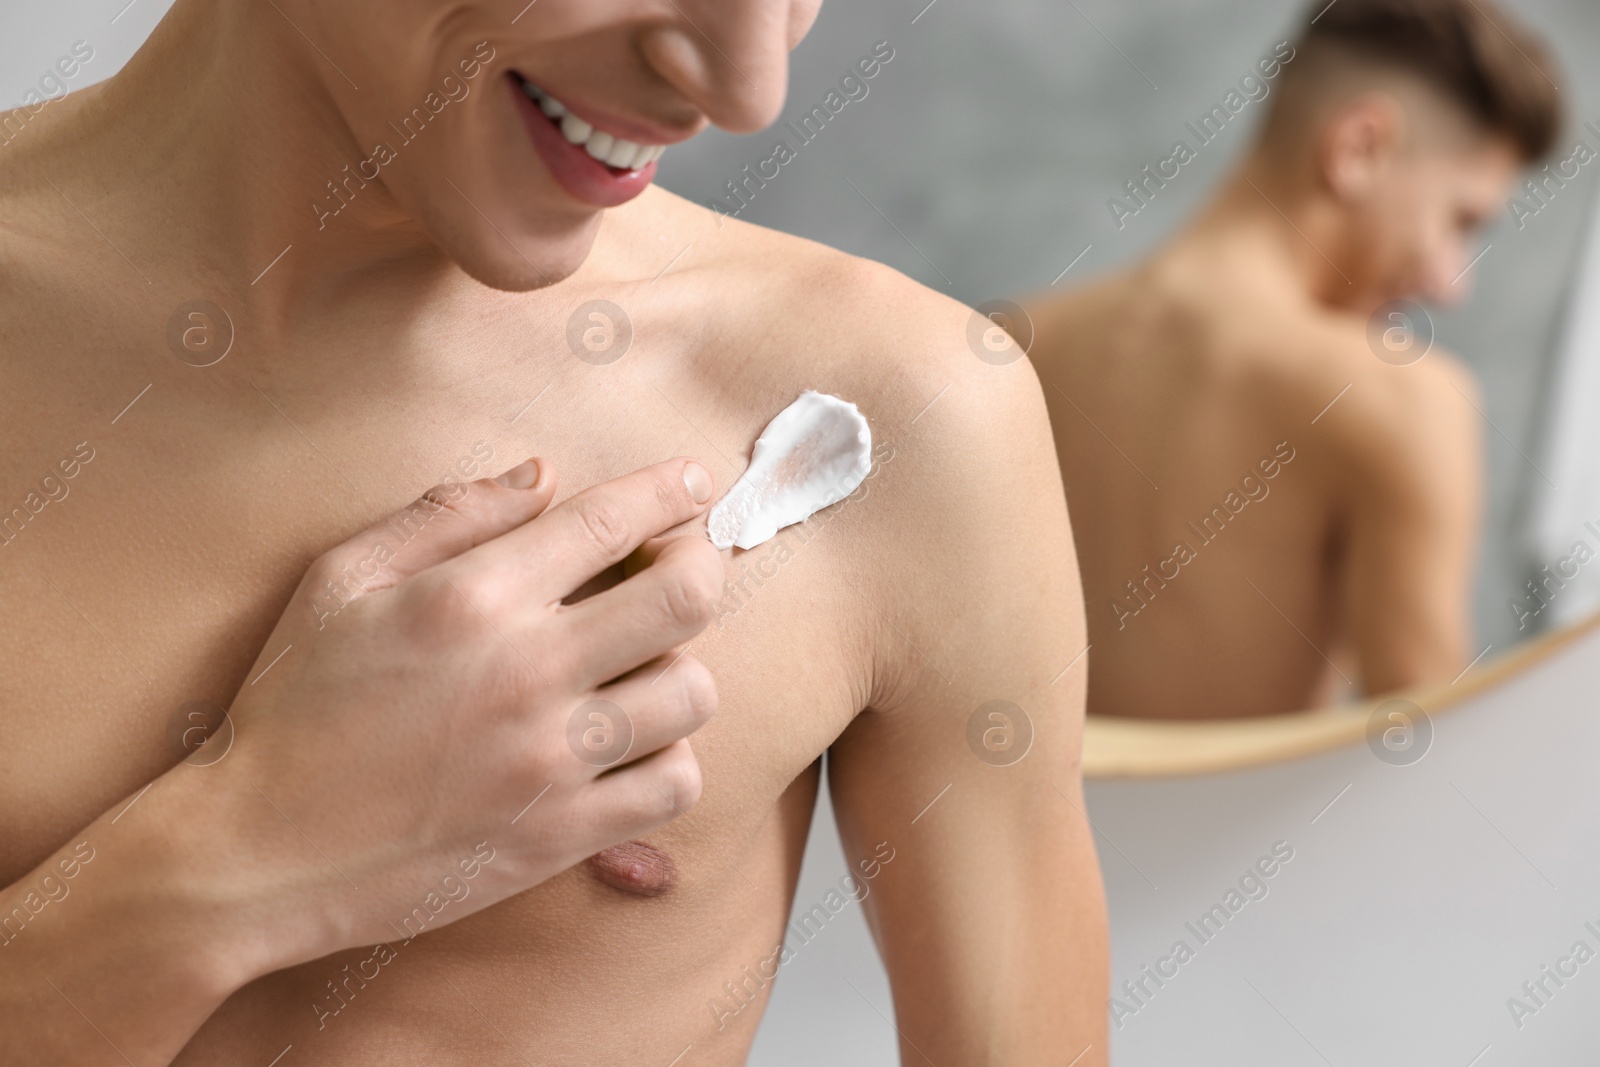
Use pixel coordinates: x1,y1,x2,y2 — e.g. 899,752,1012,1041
12,0,1600,657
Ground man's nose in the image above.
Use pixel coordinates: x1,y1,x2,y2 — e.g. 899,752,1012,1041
637,1,792,134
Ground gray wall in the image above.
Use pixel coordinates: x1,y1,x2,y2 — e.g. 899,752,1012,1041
0,0,166,105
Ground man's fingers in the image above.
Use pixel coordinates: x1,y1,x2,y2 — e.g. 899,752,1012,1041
465,458,717,605
584,738,707,840
555,536,724,690
297,459,556,607
622,533,683,579
579,652,717,770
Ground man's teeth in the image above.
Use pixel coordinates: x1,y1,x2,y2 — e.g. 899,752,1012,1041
521,82,665,170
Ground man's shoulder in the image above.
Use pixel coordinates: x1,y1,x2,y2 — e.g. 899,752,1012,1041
642,201,1080,709
634,193,1064,594
1239,307,1482,498
1222,299,1472,422
642,189,1048,441
690,204,967,348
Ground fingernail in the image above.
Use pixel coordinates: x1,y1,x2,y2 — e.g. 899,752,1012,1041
495,459,540,490
683,461,713,505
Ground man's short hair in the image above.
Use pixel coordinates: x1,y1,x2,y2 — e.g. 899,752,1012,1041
1288,0,1561,160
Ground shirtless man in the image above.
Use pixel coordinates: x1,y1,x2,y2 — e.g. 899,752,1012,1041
0,0,1105,1063
1026,0,1559,719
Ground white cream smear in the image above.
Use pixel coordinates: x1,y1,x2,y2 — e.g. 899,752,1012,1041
707,391,872,551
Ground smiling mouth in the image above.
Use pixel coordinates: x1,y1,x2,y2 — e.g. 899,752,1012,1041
515,76,665,173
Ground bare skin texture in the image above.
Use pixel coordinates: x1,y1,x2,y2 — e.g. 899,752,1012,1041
0,1,1106,1063
1026,65,1509,720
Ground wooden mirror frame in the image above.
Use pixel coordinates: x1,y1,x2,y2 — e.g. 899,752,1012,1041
1082,612,1600,778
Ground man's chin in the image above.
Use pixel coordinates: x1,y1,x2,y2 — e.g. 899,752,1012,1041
450,222,599,294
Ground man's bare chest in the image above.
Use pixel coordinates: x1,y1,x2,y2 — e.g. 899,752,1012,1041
0,325,867,885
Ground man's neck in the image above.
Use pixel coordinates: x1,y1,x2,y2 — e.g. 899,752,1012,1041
1168,157,1364,312
19,2,471,335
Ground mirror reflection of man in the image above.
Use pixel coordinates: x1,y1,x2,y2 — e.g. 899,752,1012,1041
1027,0,1562,718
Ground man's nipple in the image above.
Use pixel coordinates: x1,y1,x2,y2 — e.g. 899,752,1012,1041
586,840,678,897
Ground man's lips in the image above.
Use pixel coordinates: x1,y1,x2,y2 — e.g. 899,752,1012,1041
508,74,666,210
528,80,699,152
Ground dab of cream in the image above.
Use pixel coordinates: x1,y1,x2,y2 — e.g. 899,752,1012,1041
708,391,872,551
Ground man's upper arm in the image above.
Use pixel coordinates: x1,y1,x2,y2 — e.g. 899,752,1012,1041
824,296,1107,1064
1339,360,1483,693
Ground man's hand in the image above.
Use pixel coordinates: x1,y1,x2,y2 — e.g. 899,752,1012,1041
0,457,724,1066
